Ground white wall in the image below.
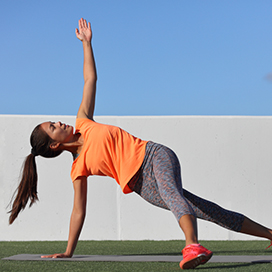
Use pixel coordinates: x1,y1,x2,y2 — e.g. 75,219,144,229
1,115,272,241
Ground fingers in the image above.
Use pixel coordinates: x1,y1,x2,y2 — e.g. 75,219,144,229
41,253,69,259
41,253,59,258
83,18,87,28
78,18,90,30
41,254,54,258
78,18,83,31
76,18,92,41
52,254,63,258
78,18,85,30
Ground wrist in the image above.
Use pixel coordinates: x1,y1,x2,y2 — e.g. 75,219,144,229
64,249,73,257
82,40,91,46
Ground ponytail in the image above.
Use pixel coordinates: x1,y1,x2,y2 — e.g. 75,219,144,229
9,153,38,224
9,123,62,224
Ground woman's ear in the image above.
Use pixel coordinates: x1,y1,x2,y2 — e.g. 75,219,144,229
50,142,60,150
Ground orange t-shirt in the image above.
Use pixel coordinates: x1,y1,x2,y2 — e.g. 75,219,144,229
70,118,147,194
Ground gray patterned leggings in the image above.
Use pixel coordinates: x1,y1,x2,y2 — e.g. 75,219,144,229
128,141,245,232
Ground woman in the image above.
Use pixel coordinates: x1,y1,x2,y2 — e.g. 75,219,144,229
9,18,272,270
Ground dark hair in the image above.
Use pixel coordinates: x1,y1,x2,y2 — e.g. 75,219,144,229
8,124,63,224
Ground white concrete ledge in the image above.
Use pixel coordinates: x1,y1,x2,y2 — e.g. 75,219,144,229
1,115,272,241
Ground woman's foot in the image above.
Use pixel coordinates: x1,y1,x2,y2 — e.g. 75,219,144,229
179,244,213,270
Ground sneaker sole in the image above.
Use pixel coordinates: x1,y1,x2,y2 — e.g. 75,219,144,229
180,252,213,270
200,251,213,265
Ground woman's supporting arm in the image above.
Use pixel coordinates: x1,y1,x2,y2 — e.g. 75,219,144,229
76,18,97,120
41,176,87,258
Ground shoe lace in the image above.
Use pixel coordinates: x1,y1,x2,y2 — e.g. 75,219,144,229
182,245,199,256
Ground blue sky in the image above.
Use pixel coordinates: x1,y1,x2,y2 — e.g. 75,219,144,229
1,1,272,116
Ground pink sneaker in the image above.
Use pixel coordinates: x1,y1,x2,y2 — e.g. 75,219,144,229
179,244,213,270
266,242,272,249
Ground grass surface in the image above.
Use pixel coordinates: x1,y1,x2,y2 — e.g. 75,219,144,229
1,240,272,271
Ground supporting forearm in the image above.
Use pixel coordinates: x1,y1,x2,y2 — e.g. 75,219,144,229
65,210,86,257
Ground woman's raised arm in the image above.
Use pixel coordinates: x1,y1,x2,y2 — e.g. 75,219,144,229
76,18,97,120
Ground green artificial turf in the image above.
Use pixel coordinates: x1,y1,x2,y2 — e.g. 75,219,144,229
1,240,272,271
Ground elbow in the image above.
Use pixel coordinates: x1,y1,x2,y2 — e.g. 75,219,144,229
76,211,86,223
84,75,97,84
73,207,86,219
93,74,98,82
79,209,86,218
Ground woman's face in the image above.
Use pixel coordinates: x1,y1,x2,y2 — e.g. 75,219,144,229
41,121,74,144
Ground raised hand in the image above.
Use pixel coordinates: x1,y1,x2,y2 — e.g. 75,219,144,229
75,18,92,42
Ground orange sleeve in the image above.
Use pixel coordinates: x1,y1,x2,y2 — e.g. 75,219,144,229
71,118,147,194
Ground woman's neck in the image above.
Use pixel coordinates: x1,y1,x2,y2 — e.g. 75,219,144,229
61,133,84,154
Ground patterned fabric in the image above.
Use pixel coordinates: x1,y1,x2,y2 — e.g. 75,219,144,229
128,141,244,232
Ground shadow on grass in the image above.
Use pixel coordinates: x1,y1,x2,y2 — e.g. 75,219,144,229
199,262,264,270
119,250,268,256
122,252,181,256
212,250,269,255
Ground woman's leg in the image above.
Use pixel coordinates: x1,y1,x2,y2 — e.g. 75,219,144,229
183,189,272,241
241,217,272,240
151,144,199,245
179,214,198,245
183,189,245,232
148,143,213,269
130,142,272,242
129,142,199,245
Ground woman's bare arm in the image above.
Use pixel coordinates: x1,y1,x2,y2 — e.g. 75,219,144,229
76,18,97,120
41,176,87,258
